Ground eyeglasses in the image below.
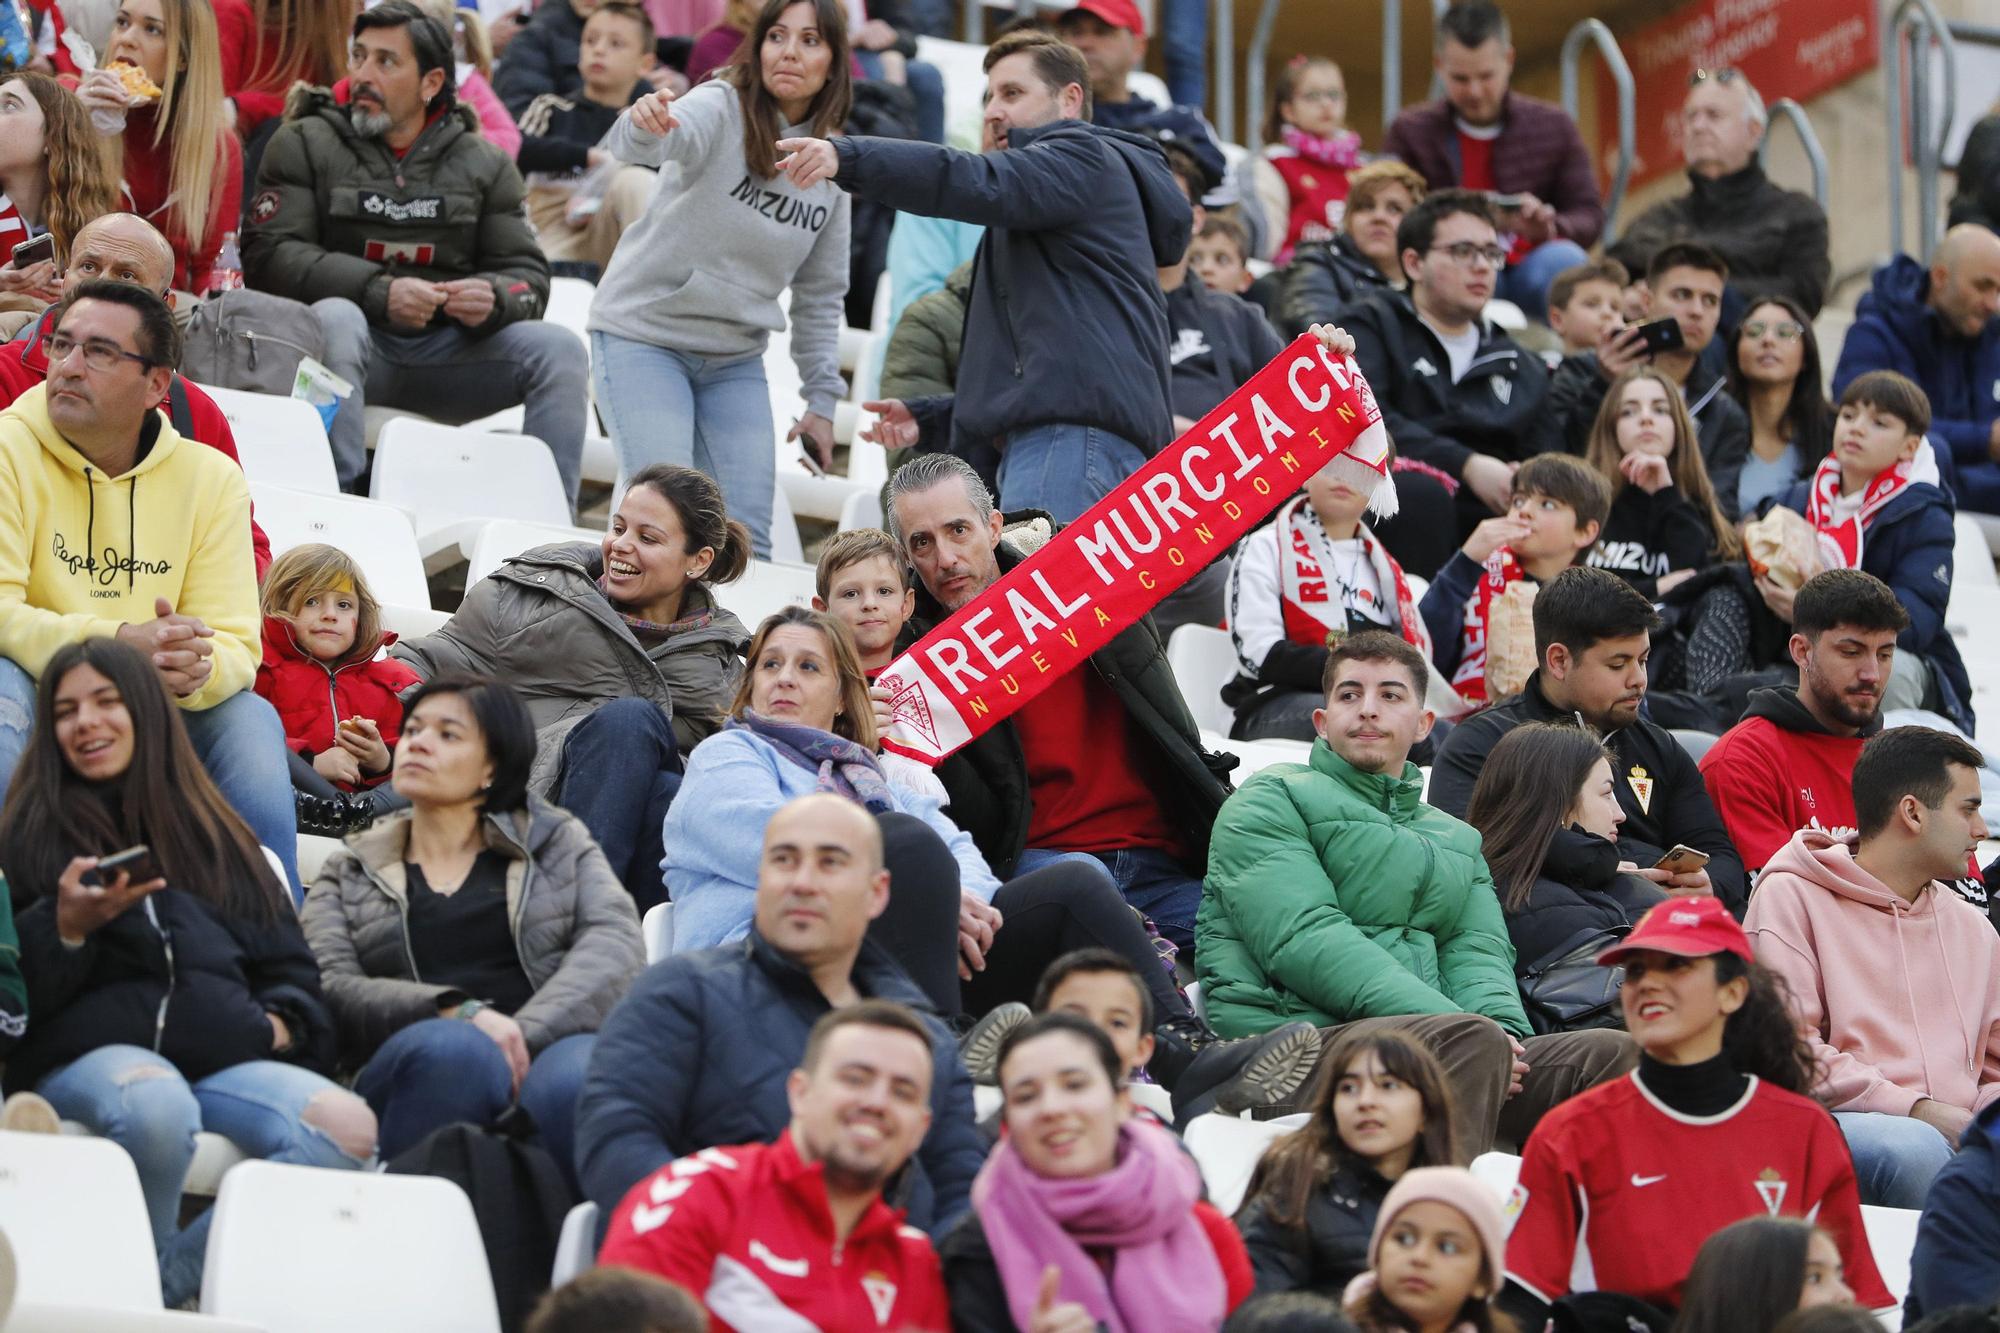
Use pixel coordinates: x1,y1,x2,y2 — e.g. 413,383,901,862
41,333,152,372
1289,88,1344,104
1741,319,1804,342
1688,66,1743,87
1429,241,1508,270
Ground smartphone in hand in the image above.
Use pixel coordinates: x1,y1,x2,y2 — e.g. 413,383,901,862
1653,844,1711,876
90,844,161,886
1632,317,1686,356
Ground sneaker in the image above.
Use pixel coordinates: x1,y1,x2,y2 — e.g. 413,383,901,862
1147,1016,1322,1115
958,1001,1031,1085
0,1091,60,1135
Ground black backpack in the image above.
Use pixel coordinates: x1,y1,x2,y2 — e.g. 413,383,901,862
384,1114,577,1333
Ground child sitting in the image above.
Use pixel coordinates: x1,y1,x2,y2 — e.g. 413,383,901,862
1342,1167,1516,1333
1193,215,1257,296
1418,454,1609,710
1236,1030,1463,1303
1250,55,1362,263
1226,451,1431,741
519,1,658,272
812,527,944,803
1770,369,1973,730
1582,366,1741,600
256,544,419,828
1546,258,1628,359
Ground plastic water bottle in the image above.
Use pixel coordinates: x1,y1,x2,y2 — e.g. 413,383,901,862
207,231,243,295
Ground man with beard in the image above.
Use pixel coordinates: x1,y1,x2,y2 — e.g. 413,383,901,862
1429,566,1749,914
244,0,587,505
597,997,950,1331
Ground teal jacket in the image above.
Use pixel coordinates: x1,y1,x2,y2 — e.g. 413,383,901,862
1196,740,1528,1038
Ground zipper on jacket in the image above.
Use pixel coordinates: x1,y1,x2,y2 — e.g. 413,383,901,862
991,273,1023,378
145,896,175,1053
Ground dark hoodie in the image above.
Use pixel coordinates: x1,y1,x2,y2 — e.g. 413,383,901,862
1584,480,1716,599
1165,277,1285,423
1547,350,1752,520
834,120,1192,454
1499,825,1665,976
1834,253,2000,469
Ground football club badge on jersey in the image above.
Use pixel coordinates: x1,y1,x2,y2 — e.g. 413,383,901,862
1627,765,1654,815
1755,1168,1788,1215
1502,1182,1529,1236
862,1274,898,1325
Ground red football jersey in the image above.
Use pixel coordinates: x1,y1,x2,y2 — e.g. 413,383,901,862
1504,1073,1893,1312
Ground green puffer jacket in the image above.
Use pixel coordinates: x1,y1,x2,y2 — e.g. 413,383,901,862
243,85,549,333
1197,739,1528,1039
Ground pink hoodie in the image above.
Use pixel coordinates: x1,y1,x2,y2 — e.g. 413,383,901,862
1745,829,2000,1117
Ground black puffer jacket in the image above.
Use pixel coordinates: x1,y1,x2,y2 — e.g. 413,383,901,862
892,518,1236,880
1236,1161,1395,1300
492,0,589,117
1500,827,1666,974
1608,162,1831,317
1271,234,1396,339
10,886,334,1091
573,929,982,1238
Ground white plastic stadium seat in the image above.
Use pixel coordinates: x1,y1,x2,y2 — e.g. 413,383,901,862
1129,1082,1174,1121
642,902,675,964
1952,514,1999,611
1469,1151,1522,1202
464,518,605,587
1183,1112,1303,1215
726,558,818,631
1861,1204,1919,1315
550,1201,599,1286
250,483,431,610
769,480,807,564
297,834,345,888
197,384,339,495
1167,624,1238,737
1183,978,1206,1023
0,1130,264,1329
369,419,571,567
201,1161,501,1332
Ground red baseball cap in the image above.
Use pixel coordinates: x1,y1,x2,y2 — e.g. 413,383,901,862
1596,895,1753,967
1053,0,1146,40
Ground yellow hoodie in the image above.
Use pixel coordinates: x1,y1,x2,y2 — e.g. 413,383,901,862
0,384,258,710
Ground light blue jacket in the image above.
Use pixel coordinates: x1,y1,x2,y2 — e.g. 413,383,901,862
664,728,1001,950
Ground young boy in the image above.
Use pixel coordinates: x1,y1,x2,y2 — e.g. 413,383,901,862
1546,258,1629,358
1418,453,1610,709
1773,370,1973,730
1190,215,1256,296
812,527,915,677
1224,448,1433,741
519,2,658,269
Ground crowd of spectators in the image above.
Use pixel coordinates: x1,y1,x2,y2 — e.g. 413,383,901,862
3,0,2000,1330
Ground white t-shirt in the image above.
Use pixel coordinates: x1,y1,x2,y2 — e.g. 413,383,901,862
1420,315,1481,383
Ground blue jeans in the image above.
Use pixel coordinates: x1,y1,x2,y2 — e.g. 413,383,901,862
1835,1110,1955,1208
997,423,1149,525
1160,0,1207,107
591,330,776,558
355,1018,596,1190
1497,238,1591,324
0,658,301,899
1015,845,1204,954
39,1044,369,1307
554,697,682,911
315,297,590,505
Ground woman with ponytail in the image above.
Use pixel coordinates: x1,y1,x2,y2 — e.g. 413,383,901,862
393,464,752,905
1500,895,1895,1325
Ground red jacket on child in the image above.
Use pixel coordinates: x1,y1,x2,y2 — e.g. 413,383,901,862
256,615,420,790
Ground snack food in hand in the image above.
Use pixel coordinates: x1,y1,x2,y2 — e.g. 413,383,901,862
111,61,162,102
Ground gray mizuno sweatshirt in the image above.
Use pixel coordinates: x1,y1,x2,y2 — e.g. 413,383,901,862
586,81,851,420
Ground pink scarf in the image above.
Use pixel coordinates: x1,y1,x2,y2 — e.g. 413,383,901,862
1803,442,1940,570
1280,123,1364,170
972,1120,1224,1333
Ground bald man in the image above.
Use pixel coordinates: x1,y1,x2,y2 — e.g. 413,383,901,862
1838,223,2000,514
576,792,986,1240
0,213,270,575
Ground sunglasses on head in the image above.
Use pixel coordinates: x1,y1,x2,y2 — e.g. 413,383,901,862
1688,66,1742,88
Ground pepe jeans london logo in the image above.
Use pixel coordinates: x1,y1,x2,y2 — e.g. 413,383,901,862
52,533,172,591
357,191,443,223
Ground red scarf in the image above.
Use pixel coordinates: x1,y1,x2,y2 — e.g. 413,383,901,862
1451,549,1525,703
1273,496,1429,656
1803,443,1939,570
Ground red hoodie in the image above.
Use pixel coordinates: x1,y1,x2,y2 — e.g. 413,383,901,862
255,614,420,790
1699,687,1869,873
0,307,270,579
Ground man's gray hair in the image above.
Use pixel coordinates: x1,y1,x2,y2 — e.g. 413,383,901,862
884,454,995,547
1736,75,1767,129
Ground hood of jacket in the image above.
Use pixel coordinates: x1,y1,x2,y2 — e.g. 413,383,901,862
1013,120,1198,270
1762,829,1939,915
1856,253,1936,341
12,386,178,484
1542,825,1624,892
1744,685,1883,740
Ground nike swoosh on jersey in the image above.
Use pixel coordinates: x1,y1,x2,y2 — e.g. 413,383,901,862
1630,1173,1668,1187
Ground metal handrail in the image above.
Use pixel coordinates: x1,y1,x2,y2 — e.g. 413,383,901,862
1241,0,1284,152
1381,0,1402,135
1213,0,1236,143
1759,98,1829,211
1884,0,1958,261
1558,18,1634,242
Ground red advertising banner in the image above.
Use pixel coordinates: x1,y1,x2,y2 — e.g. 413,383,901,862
1598,0,1876,192
877,335,1388,765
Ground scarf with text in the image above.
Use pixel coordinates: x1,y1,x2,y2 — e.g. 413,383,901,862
1803,441,1939,570
1274,495,1430,656
879,335,1391,763
1450,547,1526,703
